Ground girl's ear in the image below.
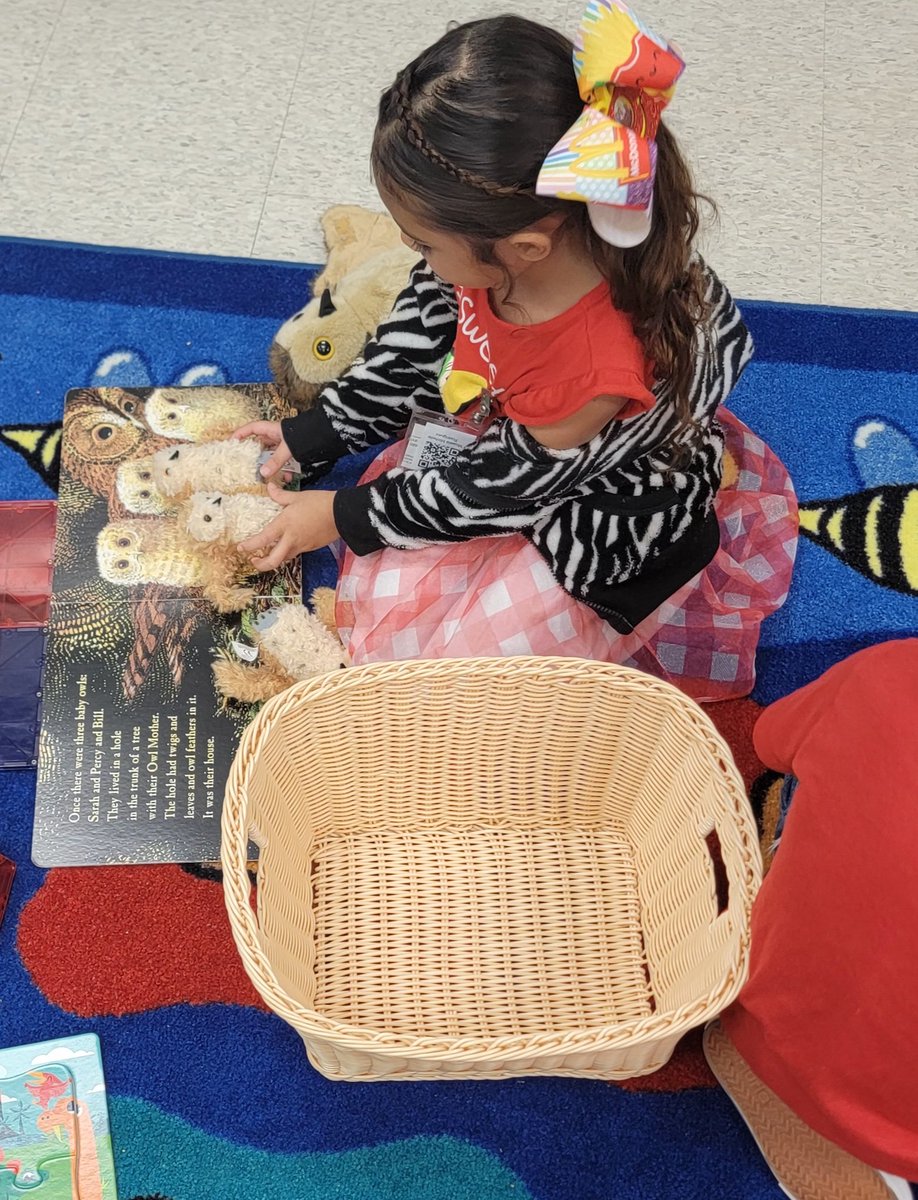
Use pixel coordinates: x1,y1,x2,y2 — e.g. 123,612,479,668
500,213,568,264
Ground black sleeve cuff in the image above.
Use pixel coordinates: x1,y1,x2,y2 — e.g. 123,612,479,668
281,404,350,468
333,485,386,556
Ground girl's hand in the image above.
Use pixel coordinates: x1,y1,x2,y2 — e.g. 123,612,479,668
233,420,292,480
238,484,338,571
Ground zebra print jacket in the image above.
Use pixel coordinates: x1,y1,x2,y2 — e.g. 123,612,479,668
280,262,754,633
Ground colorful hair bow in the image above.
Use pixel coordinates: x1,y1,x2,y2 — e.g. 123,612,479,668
536,0,684,247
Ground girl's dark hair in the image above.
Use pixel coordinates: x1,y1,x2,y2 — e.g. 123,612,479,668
372,15,712,452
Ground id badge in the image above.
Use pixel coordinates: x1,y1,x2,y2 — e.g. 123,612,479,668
400,393,493,471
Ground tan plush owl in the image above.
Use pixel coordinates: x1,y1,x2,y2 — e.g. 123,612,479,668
270,246,416,409
269,205,416,408
151,437,266,502
212,598,348,705
182,491,282,544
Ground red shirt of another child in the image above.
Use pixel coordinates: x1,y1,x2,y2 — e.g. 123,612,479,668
723,640,918,1179
449,283,656,426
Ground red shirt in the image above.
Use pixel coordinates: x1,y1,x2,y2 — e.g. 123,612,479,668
449,283,656,427
723,640,918,1179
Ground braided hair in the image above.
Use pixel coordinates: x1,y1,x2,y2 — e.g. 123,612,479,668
372,15,713,452
391,67,528,201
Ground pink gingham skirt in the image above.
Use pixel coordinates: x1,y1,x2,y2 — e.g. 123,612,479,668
335,409,798,701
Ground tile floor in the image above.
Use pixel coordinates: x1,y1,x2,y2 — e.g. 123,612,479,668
2,0,916,309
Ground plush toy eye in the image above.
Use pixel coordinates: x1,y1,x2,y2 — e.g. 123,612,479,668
203,514,212,523
313,338,334,361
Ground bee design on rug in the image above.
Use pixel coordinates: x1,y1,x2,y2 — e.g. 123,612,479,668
798,418,918,596
799,484,918,595
0,422,62,490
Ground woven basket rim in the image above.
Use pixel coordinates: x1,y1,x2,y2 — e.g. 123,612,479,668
222,656,762,1061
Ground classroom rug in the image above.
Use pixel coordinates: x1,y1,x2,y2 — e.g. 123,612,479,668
1,235,917,1200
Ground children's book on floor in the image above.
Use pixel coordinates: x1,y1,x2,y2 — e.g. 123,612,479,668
0,1033,117,1199
32,383,301,868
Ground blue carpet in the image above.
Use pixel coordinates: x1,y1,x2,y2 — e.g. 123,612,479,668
2,234,917,1200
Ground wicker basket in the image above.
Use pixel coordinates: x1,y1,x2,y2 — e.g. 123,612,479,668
222,657,761,1081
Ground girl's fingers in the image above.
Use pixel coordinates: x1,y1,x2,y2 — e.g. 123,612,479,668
234,420,274,441
266,481,296,506
250,537,292,572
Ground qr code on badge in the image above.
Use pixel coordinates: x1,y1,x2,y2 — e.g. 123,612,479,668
416,441,461,469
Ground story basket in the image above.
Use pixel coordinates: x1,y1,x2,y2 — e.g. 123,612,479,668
222,657,761,1081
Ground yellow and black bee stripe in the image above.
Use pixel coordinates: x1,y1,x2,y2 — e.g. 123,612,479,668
799,484,918,595
0,422,62,490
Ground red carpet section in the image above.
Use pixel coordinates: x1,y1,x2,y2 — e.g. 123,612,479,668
17,863,266,1016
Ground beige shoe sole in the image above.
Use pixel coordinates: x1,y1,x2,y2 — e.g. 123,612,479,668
703,1021,910,1200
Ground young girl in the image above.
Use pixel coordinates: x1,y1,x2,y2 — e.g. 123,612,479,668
237,1,797,702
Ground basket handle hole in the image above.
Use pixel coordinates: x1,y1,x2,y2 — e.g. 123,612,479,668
246,827,265,927
704,828,729,916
